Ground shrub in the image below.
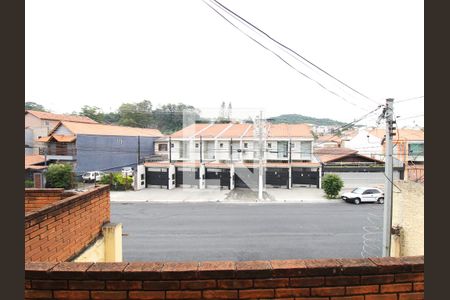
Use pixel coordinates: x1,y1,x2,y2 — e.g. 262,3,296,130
25,179,34,188
99,172,133,191
322,174,344,199
45,164,74,189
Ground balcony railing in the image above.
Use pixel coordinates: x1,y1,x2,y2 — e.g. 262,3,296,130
39,147,77,156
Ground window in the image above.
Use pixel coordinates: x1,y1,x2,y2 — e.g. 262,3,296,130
171,143,174,148
158,144,168,151
363,190,372,195
244,142,248,148
195,143,199,148
409,143,424,156
219,143,223,148
267,143,272,148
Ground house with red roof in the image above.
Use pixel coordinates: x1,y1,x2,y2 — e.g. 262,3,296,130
36,121,162,174
25,110,97,155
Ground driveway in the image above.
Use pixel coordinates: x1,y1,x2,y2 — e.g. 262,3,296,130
111,202,384,261
110,187,339,203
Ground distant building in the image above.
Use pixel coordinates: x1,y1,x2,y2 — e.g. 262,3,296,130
25,110,97,155
344,128,424,181
37,121,163,174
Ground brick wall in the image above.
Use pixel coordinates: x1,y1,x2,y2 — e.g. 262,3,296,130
25,185,110,262
25,188,66,213
25,256,424,299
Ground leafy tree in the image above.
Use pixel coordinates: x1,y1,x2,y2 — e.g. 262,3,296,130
25,102,47,112
118,100,154,128
45,164,74,189
103,112,120,124
153,103,201,134
322,174,344,199
79,105,105,123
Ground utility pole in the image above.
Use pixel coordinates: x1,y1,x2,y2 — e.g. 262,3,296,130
200,135,203,163
382,98,395,257
258,111,264,201
169,137,172,163
137,136,141,165
230,138,233,163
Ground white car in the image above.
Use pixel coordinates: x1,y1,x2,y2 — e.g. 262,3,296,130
121,167,134,177
341,187,384,205
82,171,106,183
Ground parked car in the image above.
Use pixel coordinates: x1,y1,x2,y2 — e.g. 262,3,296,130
82,171,106,183
121,167,134,177
341,187,384,205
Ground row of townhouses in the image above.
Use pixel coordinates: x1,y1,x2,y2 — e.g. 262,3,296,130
25,109,424,189
155,123,315,163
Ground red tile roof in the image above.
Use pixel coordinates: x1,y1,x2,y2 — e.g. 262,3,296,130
170,124,210,138
49,121,163,138
369,128,424,141
26,110,98,124
25,155,48,170
170,123,313,139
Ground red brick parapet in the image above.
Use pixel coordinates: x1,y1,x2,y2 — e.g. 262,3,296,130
25,256,424,299
25,185,110,262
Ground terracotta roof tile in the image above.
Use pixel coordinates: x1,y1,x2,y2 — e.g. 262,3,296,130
51,121,162,137
170,124,210,138
217,124,252,138
25,155,48,169
369,128,424,141
197,123,231,138
26,110,98,124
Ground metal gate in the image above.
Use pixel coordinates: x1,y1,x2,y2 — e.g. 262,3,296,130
234,167,259,189
292,168,319,187
175,167,199,187
205,168,230,189
146,167,168,188
265,168,289,188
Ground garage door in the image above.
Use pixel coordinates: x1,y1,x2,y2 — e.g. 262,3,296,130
205,168,230,189
292,168,319,188
146,167,168,188
234,167,259,189
176,167,199,187
265,168,289,188
324,171,401,189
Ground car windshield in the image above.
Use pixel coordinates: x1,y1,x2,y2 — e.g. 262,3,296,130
351,188,366,194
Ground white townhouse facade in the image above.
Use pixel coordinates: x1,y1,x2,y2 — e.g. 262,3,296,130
155,123,316,163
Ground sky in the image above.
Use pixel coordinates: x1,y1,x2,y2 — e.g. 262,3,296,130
25,0,424,127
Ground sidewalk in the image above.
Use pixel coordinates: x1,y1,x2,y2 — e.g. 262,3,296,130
110,187,343,204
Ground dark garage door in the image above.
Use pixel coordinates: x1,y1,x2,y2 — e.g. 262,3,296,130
234,167,259,189
206,168,230,189
146,168,168,188
266,168,289,188
176,167,199,187
292,168,319,188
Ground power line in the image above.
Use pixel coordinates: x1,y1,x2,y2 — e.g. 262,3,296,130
396,96,424,103
202,0,370,111
208,0,380,106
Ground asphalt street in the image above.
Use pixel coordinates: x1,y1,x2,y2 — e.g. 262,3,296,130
111,202,384,262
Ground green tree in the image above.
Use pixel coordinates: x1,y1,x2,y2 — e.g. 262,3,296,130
79,105,105,123
103,112,121,124
25,102,47,112
322,174,344,199
118,100,154,128
153,103,201,134
45,164,74,189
